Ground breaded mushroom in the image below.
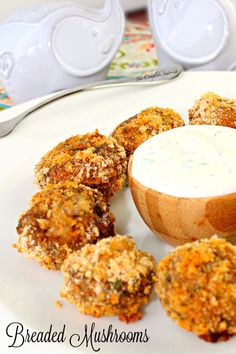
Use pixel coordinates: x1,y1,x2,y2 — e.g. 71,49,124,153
189,92,236,128
61,235,157,323
111,107,184,158
16,181,115,270
34,130,127,199
156,237,236,342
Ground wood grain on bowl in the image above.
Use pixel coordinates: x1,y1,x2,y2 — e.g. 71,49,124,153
128,158,236,246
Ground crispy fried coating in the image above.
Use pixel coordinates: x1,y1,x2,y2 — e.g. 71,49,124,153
61,235,157,323
34,130,127,199
16,182,115,270
156,237,236,342
111,107,184,157
189,92,236,128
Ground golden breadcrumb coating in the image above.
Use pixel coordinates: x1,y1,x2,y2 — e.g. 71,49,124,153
34,130,127,199
111,106,184,157
16,181,115,270
156,237,236,342
61,235,157,323
189,92,236,128
55,300,62,309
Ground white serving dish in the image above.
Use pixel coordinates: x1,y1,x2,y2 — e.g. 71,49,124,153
0,71,236,354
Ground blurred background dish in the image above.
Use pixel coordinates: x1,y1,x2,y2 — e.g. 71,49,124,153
0,1,157,108
0,0,125,104
148,0,236,70
0,0,147,21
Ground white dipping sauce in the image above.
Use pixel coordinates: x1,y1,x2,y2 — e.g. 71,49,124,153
132,125,236,198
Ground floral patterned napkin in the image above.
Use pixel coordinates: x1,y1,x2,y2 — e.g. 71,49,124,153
108,20,158,79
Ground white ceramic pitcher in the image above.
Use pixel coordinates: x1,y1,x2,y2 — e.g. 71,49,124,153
148,0,236,70
0,0,125,104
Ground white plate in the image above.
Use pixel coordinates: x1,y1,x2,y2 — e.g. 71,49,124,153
0,72,236,354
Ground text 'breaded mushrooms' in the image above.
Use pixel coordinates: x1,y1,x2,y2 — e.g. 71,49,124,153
34,130,127,199
16,182,115,270
111,106,184,158
155,237,236,343
61,235,157,323
189,92,236,128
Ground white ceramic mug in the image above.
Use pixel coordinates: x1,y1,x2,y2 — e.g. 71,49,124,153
0,0,125,104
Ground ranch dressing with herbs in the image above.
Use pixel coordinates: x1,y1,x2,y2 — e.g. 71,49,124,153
132,125,236,198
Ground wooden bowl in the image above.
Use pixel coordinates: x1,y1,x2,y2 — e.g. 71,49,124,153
128,158,236,246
